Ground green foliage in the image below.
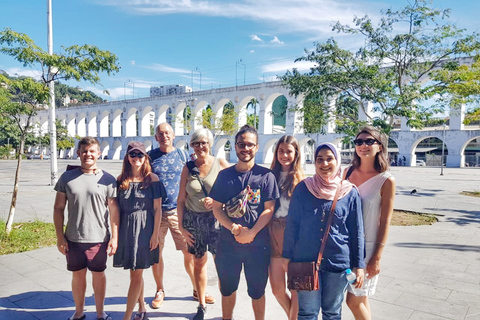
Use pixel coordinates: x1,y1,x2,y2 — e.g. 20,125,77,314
0,28,120,88
464,107,480,125
0,220,56,255
195,102,239,136
281,0,480,134
54,82,104,107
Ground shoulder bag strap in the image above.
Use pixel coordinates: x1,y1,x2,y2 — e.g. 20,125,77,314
315,182,342,267
187,160,209,197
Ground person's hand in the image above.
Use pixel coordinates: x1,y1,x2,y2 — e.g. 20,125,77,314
353,268,365,288
107,237,118,256
56,236,69,255
150,231,160,251
234,227,255,244
203,197,214,210
366,256,381,278
180,226,195,247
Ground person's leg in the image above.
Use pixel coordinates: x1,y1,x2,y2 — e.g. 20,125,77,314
244,246,270,320
269,257,291,316
152,213,169,294
346,293,371,320
320,270,348,320
289,290,299,320
214,244,242,319
193,253,208,306
123,269,144,320
297,290,321,320
222,291,236,320
252,295,266,320
91,271,107,319
71,268,88,319
182,248,196,290
137,276,147,313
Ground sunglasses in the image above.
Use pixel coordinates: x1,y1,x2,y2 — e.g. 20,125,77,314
353,138,378,146
128,151,145,158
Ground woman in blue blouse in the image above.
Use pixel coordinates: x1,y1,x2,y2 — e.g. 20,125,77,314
283,142,365,320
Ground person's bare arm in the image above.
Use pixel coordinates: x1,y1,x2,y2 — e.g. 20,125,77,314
107,197,120,256
177,166,195,247
53,192,68,255
367,176,396,278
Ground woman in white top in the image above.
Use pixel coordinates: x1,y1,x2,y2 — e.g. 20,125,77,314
345,126,396,320
269,135,304,320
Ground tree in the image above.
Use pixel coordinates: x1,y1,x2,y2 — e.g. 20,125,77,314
281,0,480,134
194,102,239,136
247,98,259,129
0,28,120,234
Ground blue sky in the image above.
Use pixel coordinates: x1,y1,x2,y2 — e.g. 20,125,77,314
1,0,479,101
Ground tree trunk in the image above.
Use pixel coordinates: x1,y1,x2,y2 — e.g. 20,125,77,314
5,137,24,235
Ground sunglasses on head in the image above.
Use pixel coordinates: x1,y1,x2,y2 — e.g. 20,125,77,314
353,138,378,146
128,151,145,158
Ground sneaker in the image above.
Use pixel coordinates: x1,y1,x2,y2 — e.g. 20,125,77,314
193,305,207,320
193,289,216,304
151,290,165,309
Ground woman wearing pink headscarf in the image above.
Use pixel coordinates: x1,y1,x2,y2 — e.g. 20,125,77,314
283,142,365,320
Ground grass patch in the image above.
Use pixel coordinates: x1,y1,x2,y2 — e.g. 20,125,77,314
391,210,438,226
0,220,56,255
460,191,480,198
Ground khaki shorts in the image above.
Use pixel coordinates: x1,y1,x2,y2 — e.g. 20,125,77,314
159,209,187,251
268,217,287,258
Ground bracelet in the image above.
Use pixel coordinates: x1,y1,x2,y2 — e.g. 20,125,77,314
376,242,386,247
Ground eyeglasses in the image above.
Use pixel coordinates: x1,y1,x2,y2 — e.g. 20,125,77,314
193,141,208,148
353,138,378,146
236,142,257,150
128,152,145,158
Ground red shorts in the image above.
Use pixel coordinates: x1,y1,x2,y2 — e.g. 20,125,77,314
66,241,108,272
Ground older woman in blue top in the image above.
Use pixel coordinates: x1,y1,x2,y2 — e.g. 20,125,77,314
283,142,365,320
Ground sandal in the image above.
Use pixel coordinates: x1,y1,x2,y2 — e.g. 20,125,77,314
133,311,147,320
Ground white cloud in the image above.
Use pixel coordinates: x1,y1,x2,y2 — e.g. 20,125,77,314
250,34,263,42
97,0,380,37
3,67,42,79
270,36,284,45
250,50,255,53
142,63,191,74
261,59,315,74
130,60,136,65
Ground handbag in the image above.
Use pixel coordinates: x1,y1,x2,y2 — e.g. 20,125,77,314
287,183,342,291
186,160,209,197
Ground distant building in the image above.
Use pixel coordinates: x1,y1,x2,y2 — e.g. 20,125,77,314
150,84,192,97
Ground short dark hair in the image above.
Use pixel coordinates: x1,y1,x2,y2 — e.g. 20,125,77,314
235,124,258,144
77,136,100,150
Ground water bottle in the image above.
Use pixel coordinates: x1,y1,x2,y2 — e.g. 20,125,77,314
345,268,356,290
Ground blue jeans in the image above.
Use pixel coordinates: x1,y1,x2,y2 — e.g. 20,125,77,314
297,270,348,320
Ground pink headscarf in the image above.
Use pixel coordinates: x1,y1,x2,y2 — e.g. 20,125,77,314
304,142,355,200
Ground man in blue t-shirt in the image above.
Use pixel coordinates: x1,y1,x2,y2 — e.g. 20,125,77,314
148,123,215,308
210,125,279,320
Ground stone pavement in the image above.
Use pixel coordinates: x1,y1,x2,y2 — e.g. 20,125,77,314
0,160,479,319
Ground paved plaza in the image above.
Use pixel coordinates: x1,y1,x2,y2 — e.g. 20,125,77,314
0,159,479,319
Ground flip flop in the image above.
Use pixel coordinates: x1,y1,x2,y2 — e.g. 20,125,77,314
133,311,147,320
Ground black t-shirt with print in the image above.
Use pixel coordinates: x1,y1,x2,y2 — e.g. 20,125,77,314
210,164,279,247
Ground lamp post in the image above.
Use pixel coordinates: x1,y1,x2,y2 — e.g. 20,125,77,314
440,122,446,175
236,59,246,90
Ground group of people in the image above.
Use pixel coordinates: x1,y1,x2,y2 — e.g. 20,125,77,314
53,123,395,320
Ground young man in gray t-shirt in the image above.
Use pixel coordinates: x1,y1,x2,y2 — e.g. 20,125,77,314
53,137,119,320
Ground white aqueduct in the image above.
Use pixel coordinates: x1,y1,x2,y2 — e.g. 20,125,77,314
32,81,480,167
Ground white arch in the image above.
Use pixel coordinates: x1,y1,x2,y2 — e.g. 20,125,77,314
87,111,97,137
111,139,123,160
77,113,87,137
140,106,154,137
125,107,138,137
99,111,109,137
112,109,122,137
